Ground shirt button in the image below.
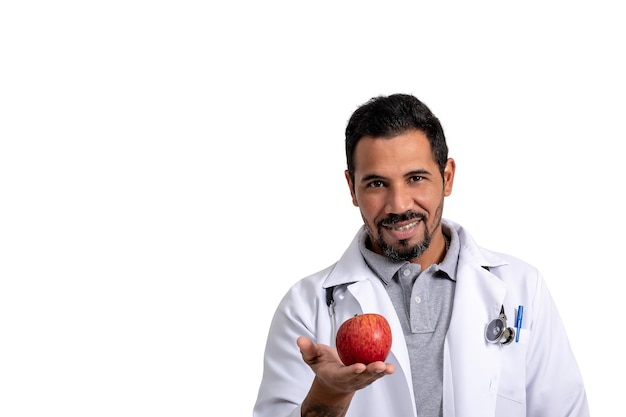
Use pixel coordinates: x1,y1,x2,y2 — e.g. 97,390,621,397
415,296,421,304
403,269,411,276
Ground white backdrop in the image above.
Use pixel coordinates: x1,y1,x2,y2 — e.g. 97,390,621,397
1,1,623,416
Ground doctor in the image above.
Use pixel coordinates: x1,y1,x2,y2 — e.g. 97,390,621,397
253,94,589,417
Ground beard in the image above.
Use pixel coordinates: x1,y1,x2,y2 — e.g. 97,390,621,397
369,203,443,262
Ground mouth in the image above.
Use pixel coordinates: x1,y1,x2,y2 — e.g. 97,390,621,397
381,218,423,241
384,220,421,232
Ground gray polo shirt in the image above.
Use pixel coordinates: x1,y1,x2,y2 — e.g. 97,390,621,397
358,225,460,417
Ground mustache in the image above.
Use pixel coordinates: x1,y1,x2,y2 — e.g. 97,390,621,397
379,211,425,227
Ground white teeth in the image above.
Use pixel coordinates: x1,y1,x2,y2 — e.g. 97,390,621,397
390,221,419,231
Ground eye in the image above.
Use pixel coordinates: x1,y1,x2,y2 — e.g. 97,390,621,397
368,180,385,188
409,175,424,183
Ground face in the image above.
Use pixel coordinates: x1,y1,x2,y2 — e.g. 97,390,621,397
345,129,455,263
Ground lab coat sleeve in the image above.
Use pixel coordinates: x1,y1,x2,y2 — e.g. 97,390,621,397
525,272,589,417
253,272,332,417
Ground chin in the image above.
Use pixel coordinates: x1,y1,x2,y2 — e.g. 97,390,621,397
382,242,428,262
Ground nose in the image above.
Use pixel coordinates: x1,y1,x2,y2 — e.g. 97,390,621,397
385,184,413,214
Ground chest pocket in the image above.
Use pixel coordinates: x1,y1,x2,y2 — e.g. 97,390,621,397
496,328,530,405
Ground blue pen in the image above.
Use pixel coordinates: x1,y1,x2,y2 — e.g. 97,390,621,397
515,305,524,343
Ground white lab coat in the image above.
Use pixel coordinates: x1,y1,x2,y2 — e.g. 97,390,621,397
253,220,589,417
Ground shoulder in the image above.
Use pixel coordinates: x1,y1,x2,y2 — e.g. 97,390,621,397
446,218,543,283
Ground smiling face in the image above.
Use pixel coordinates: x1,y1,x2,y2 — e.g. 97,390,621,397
346,129,455,265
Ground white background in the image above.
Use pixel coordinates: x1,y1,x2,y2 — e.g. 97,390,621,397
1,1,623,416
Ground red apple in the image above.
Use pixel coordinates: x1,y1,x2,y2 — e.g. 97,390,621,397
335,313,392,365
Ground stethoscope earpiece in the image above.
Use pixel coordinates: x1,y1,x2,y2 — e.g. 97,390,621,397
485,305,516,345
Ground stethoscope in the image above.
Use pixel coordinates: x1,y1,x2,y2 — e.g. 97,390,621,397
326,286,339,339
485,305,517,345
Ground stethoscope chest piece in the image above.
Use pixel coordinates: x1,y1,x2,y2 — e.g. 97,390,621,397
485,305,515,345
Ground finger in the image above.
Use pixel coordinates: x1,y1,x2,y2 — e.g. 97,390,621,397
296,336,318,363
366,361,396,375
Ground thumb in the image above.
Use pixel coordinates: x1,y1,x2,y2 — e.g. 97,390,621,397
297,336,318,363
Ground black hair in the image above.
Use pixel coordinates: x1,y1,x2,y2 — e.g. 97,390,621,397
345,93,448,184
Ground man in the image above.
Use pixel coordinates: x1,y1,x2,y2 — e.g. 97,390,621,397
253,94,589,417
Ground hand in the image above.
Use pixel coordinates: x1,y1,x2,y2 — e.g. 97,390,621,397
297,335,395,411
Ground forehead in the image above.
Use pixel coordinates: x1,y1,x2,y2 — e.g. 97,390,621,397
353,130,436,173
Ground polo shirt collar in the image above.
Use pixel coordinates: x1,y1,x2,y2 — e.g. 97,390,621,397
358,223,460,284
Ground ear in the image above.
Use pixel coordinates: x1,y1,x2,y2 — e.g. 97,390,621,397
345,170,359,207
443,158,456,197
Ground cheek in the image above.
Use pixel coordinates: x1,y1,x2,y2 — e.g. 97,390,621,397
419,196,437,209
416,190,443,210
355,195,382,221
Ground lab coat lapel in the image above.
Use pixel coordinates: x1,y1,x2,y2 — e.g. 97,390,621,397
324,234,416,413
444,260,507,417
346,278,417,414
